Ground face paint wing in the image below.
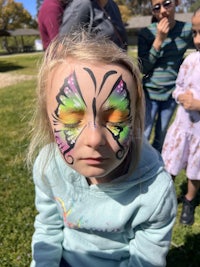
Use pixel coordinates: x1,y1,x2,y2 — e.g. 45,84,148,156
53,72,86,155
103,77,132,146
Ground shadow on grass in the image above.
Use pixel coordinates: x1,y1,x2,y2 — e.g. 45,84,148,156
167,233,200,267
0,61,24,72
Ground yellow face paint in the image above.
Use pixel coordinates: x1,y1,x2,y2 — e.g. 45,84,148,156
103,109,130,124
59,110,85,127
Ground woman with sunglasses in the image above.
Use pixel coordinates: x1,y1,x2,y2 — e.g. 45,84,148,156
138,0,193,152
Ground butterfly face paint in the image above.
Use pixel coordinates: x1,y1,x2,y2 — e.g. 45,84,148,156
101,76,132,159
52,72,87,164
50,65,133,168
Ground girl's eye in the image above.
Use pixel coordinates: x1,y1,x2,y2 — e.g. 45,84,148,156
59,110,85,128
103,109,129,124
64,121,83,129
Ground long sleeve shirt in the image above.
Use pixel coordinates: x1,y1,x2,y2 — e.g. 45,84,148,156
138,21,192,101
31,139,177,267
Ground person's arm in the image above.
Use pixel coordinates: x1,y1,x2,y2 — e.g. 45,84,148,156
31,155,64,267
172,55,189,102
137,27,160,75
124,177,177,267
38,2,64,48
42,10,62,42
138,18,169,75
59,0,91,35
152,17,170,51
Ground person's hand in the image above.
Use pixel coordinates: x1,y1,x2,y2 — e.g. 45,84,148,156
178,91,200,111
153,17,170,51
156,17,170,42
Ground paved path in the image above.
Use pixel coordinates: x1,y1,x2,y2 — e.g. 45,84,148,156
0,73,36,89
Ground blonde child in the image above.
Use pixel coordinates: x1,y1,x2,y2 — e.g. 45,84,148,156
162,8,200,225
28,30,177,267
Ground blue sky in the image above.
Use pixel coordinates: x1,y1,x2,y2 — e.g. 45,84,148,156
18,0,37,17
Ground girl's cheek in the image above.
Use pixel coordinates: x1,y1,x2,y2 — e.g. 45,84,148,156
53,125,84,164
105,123,132,160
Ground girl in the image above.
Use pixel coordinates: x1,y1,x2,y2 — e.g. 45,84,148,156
28,30,177,267
162,8,200,226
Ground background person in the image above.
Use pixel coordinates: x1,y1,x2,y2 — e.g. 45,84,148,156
162,7,200,226
28,30,177,267
59,0,127,50
138,0,193,152
38,0,68,50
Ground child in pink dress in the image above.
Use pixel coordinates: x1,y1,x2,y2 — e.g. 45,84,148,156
162,7,200,226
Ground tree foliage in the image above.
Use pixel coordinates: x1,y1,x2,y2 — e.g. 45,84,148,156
115,0,151,16
36,0,43,14
190,0,200,12
0,0,37,30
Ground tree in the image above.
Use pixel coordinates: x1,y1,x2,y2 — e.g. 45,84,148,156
0,0,37,30
190,0,200,12
36,0,43,14
114,0,132,22
115,0,151,16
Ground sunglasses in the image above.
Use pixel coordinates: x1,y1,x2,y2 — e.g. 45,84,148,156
152,0,173,13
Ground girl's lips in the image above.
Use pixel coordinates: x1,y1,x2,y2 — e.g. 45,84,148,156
81,157,106,165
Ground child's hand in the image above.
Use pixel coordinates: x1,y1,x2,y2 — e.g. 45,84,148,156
178,91,200,111
156,17,170,42
153,17,170,51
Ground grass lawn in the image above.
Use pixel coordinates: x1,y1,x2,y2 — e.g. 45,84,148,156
0,52,200,267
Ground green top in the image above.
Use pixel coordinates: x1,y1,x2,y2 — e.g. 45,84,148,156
31,139,177,267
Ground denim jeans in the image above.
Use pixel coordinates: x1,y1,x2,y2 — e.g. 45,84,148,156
144,94,177,152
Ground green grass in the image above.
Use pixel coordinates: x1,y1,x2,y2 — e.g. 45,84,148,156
0,52,42,75
0,52,200,267
0,53,42,266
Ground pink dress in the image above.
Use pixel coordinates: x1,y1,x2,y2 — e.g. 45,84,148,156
162,51,200,180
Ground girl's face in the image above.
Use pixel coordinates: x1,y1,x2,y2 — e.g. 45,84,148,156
151,0,177,25
192,12,200,51
47,61,137,183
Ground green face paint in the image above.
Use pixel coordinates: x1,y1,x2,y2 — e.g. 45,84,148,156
102,76,132,159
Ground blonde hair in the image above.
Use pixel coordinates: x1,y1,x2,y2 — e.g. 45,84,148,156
27,30,144,170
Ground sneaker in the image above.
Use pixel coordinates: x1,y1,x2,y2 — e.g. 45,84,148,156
180,197,195,225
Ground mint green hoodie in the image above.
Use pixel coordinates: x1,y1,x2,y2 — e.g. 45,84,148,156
31,139,177,267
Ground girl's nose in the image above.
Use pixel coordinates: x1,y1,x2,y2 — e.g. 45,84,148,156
84,123,106,148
